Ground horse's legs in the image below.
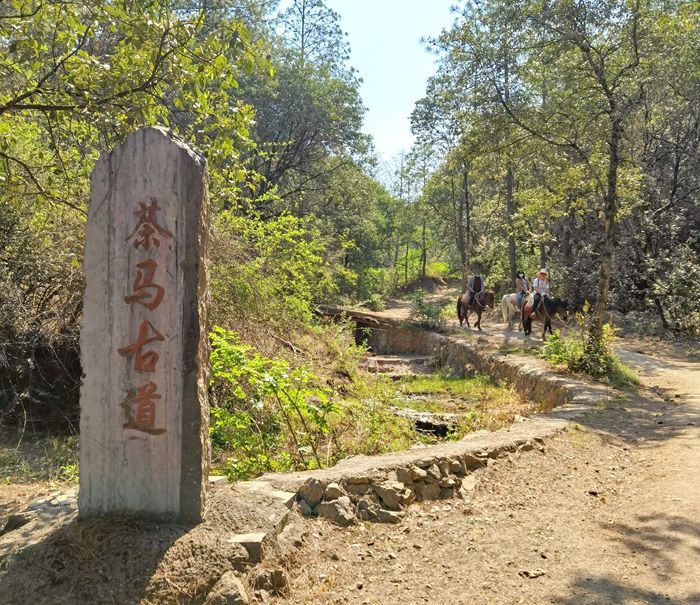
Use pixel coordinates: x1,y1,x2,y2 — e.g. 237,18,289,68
476,311,482,331
457,300,463,326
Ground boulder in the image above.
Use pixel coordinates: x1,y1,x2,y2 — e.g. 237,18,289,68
315,496,356,527
298,478,324,507
252,568,288,596
374,481,405,511
204,572,249,605
324,482,346,501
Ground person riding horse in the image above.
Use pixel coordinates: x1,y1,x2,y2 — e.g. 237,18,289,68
515,270,530,310
531,268,549,314
466,269,486,308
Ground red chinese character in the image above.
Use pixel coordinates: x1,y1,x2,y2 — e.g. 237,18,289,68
121,382,166,435
124,259,165,310
126,198,173,250
118,320,165,373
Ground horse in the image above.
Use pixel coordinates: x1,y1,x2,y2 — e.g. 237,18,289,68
501,293,523,331
457,290,495,331
522,296,569,340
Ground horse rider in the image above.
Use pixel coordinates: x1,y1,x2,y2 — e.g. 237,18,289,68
515,270,530,309
531,268,550,314
466,267,486,307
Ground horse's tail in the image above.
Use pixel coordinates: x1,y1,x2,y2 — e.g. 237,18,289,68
501,295,509,323
456,297,463,323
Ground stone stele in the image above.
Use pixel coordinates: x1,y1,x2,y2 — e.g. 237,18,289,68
79,127,210,522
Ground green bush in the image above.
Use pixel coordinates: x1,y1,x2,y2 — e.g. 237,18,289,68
539,303,638,387
209,327,338,480
410,289,446,330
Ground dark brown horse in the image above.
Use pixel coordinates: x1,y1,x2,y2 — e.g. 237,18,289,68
522,296,569,340
457,290,495,331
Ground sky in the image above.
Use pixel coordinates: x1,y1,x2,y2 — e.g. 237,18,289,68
324,0,457,163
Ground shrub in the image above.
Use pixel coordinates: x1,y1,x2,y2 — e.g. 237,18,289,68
209,327,338,480
410,289,446,330
539,303,638,387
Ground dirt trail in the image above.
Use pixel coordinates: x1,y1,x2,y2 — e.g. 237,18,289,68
278,297,700,605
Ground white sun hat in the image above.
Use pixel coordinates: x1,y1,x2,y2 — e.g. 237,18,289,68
539,268,549,275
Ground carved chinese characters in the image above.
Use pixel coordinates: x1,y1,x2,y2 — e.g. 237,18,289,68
117,199,171,433
80,127,210,522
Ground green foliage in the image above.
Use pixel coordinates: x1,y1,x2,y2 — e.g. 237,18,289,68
210,210,335,338
540,304,639,387
409,289,446,330
209,327,338,480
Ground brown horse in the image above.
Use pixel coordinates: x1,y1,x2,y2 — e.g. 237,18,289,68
457,290,495,331
522,296,569,340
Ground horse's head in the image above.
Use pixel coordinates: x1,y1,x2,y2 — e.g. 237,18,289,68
556,299,569,322
484,291,495,308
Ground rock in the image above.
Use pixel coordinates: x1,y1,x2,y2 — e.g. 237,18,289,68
252,568,288,596
400,489,416,507
448,460,463,475
315,496,356,526
396,467,413,484
463,454,486,471
229,533,266,564
437,461,450,477
374,481,405,511
298,478,325,507
357,497,381,522
298,500,314,517
426,464,442,481
439,477,457,489
414,482,441,501
376,509,404,524
440,488,455,499
518,442,534,452
324,482,346,501
409,466,428,481
204,571,249,605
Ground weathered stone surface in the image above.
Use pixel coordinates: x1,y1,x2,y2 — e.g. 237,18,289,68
409,466,428,481
298,500,314,517
396,467,413,484
400,489,416,507
252,568,288,595
80,127,210,522
376,509,404,524
449,460,463,475
414,482,441,501
298,478,324,507
316,496,356,526
324,482,346,501
426,464,442,481
373,481,405,511
519,441,535,452
439,476,457,489
463,454,486,471
229,532,267,563
204,571,249,605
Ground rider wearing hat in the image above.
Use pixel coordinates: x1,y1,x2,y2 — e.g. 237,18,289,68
466,266,486,307
531,268,550,314
515,270,530,310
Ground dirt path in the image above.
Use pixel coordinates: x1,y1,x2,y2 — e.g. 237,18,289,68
277,297,700,605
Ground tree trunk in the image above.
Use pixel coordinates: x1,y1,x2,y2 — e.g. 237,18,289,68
505,165,517,288
539,242,547,268
461,162,471,289
420,218,427,278
591,115,622,340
